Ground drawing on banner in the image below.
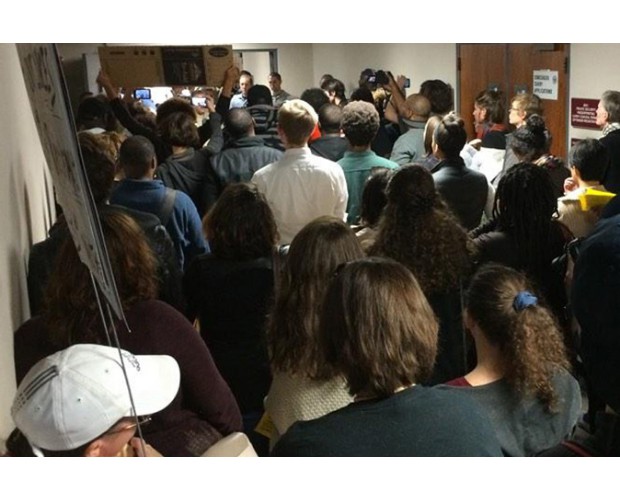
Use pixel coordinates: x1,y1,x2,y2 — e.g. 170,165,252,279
17,43,123,319
533,70,559,101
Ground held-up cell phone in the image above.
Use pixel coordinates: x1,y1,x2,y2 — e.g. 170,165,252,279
404,78,411,89
192,97,207,107
133,88,151,100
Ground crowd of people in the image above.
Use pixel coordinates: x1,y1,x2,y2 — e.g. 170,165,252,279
7,64,620,457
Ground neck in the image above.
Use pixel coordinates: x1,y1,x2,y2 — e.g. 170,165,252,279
465,333,506,386
349,144,371,153
172,146,188,155
578,178,601,189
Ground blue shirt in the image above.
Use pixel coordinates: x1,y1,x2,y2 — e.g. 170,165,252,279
229,93,248,109
110,179,208,270
338,150,398,225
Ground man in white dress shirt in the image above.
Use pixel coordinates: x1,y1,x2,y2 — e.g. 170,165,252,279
252,99,348,245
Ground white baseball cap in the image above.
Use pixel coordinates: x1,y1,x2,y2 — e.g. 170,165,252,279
11,344,180,455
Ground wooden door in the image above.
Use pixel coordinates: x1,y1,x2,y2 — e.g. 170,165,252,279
458,44,569,159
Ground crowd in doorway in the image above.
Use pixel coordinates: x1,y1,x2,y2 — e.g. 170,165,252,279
6,64,620,457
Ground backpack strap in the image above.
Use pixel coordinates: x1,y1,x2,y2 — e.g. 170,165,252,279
157,188,177,227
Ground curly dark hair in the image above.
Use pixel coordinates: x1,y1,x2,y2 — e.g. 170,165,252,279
511,114,549,161
204,183,278,261
369,165,475,295
341,101,380,147
77,132,116,204
466,263,571,411
268,217,365,378
493,162,558,280
44,211,159,348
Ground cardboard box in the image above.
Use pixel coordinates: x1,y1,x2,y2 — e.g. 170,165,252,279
98,45,233,88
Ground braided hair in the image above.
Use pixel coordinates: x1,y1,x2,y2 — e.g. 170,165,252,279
493,162,558,280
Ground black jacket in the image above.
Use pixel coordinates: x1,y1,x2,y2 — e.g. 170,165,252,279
432,157,489,230
156,148,212,217
601,128,620,193
310,135,348,162
205,136,283,210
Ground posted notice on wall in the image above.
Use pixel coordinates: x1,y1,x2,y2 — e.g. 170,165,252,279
533,70,559,100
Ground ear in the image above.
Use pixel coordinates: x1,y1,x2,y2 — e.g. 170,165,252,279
432,141,439,155
462,309,475,332
83,438,106,457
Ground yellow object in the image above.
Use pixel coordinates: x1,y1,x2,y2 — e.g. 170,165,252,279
254,412,275,439
578,188,615,212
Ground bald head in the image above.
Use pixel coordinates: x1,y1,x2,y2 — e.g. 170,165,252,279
405,94,431,121
225,108,255,139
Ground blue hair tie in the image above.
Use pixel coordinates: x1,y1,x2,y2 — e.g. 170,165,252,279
513,291,538,312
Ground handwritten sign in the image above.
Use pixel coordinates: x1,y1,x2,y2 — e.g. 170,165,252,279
533,70,558,100
571,98,600,130
17,43,123,319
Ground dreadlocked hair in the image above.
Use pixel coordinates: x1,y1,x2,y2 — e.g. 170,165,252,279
466,263,570,412
493,162,558,280
369,164,475,295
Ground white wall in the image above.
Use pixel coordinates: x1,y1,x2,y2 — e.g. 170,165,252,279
0,44,55,439
569,44,620,141
311,43,457,101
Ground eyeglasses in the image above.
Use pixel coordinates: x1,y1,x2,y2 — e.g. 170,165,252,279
105,416,152,436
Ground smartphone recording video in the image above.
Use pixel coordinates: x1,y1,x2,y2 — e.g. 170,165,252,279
133,88,151,100
192,97,207,107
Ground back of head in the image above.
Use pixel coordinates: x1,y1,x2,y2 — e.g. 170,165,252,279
494,162,557,276
433,113,467,158
359,167,393,227
511,114,548,161
11,344,180,456
569,138,610,182
349,86,375,105
601,90,620,123
158,111,199,148
318,103,343,135
372,164,472,295
76,97,113,131
319,74,334,88
247,84,273,107
341,101,380,147
420,79,454,115
319,257,438,398
512,93,543,118
387,164,437,214
119,135,156,179
405,94,431,120
268,216,365,377
205,183,278,260
155,97,196,126
572,213,620,412
424,115,443,155
225,108,255,139
466,263,569,410
475,89,506,124
78,132,116,204
277,99,318,147
45,210,158,347
300,87,330,114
